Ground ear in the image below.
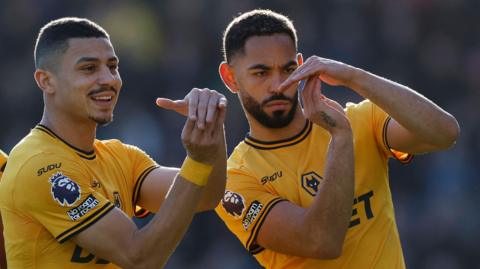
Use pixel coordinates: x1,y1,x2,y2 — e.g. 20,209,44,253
297,53,303,66
34,69,56,94
219,62,238,94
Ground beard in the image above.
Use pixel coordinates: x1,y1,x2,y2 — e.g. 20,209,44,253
89,114,113,126
240,90,298,129
87,86,118,126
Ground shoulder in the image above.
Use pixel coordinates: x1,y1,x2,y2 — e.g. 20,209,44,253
345,99,372,119
96,138,124,150
96,139,145,154
6,130,84,183
8,150,79,183
228,141,256,173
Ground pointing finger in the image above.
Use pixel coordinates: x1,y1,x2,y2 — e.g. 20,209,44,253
156,98,188,116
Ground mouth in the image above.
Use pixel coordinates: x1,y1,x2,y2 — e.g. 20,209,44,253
91,94,114,102
265,100,290,110
88,89,117,108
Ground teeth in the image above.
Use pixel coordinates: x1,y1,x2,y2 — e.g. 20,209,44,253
92,96,112,101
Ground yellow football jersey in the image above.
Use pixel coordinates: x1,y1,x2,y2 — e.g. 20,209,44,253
215,100,412,269
0,125,158,269
0,150,6,178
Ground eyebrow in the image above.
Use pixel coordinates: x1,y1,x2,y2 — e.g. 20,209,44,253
247,60,298,71
75,56,119,65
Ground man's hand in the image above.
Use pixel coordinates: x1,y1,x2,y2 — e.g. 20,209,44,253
156,88,227,128
301,76,351,136
279,56,357,90
156,88,227,164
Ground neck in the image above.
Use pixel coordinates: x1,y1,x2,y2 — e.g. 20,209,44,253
247,105,307,142
40,108,97,152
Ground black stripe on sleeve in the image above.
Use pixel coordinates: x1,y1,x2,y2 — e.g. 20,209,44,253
382,116,414,164
56,203,115,243
0,161,6,172
132,165,159,207
245,198,286,253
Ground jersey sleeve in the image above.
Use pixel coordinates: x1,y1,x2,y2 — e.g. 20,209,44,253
14,153,115,243
347,100,413,163
121,144,159,216
215,169,286,254
0,150,7,177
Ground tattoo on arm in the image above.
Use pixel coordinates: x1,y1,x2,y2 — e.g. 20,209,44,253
321,111,336,128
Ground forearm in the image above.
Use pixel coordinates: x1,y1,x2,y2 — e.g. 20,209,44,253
349,68,459,146
303,132,354,256
197,133,227,211
130,176,203,268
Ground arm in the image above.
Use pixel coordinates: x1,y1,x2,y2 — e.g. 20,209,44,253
348,69,459,153
137,88,228,213
257,77,354,259
73,89,227,269
279,56,460,154
74,176,203,269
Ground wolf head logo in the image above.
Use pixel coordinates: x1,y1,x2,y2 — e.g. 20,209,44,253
49,172,81,206
301,171,322,196
221,190,246,219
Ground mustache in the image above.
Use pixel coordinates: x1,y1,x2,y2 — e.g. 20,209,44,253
87,87,117,97
261,94,294,106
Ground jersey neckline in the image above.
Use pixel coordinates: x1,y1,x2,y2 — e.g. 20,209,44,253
244,120,312,150
35,124,96,160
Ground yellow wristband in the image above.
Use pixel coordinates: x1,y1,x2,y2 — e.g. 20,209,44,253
179,156,213,186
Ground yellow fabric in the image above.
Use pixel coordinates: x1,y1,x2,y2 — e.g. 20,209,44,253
0,149,7,178
179,156,213,186
215,100,410,269
0,125,158,269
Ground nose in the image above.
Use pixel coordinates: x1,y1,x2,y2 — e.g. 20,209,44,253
98,66,121,88
268,71,287,94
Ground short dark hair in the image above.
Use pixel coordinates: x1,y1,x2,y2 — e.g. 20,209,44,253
34,17,110,70
222,9,298,63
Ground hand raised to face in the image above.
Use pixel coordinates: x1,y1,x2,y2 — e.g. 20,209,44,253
279,56,357,92
300,76,351,136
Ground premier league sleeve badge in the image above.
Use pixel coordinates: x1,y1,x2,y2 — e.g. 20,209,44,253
49,172,82,207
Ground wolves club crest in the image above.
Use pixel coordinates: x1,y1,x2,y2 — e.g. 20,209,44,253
221,190,246,219
301,171,322,196
49,172,81,206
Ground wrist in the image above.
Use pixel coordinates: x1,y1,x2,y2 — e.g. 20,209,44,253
179,156,213,186
346,67,366,91
330,128,353,142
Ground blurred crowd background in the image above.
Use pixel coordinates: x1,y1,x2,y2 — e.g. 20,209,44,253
0,0,478,268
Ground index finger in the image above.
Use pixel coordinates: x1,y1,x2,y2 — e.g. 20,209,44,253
278,64,318,91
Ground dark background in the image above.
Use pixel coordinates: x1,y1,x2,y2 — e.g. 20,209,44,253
0,0,478,268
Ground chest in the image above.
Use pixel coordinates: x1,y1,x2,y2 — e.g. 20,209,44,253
249,137,389,209
79,154,131,214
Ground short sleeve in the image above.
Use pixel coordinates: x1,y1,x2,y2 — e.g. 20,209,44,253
215,169,286,254
14,153,115,243
347,100,413,164
0,150,7,177
122,144,159,215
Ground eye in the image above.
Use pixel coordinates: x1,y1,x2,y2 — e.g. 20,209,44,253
253,71,266,77
81,65,97,72
285,66,297,74
108,64,119,71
